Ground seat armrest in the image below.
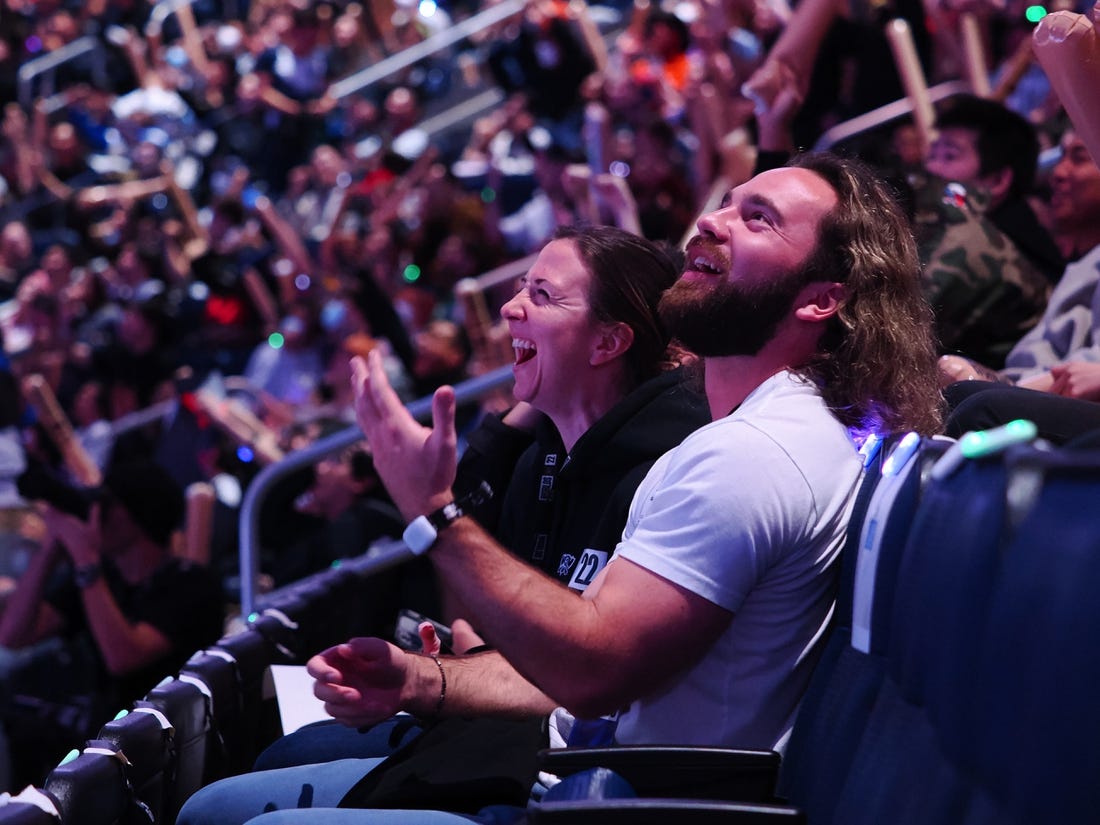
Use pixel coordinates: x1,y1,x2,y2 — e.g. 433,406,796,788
529,798,805,824
537,747,780,801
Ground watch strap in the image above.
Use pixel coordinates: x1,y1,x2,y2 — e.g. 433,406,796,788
402,481,494,555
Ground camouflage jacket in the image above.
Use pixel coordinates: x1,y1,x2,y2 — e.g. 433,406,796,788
913,177,1051,369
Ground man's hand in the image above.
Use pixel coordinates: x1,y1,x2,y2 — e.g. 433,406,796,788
308,637,426,727
419,617,486,655
937,354,1004,387
350,350,457,519
41,503,102,568
1049,362,1100,402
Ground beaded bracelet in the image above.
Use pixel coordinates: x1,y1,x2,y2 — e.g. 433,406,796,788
427,653,446,716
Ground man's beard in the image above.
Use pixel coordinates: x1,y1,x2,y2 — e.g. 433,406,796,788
659,265,811,358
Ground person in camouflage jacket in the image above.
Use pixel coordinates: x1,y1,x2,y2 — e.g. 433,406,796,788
913,175,1051,369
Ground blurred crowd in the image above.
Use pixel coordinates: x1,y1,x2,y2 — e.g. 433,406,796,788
0,0,1097,793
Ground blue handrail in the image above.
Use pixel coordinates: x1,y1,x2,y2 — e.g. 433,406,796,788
237,365,515,618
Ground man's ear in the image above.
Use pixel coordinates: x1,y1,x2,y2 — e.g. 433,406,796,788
590,321,634,366
793,282,846,323
978,167,1013,203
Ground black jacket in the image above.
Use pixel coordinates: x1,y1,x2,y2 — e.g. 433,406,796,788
459,368,709,587
989,196,1065,285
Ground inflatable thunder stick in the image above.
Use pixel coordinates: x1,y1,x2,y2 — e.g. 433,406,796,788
1033,3,1100,165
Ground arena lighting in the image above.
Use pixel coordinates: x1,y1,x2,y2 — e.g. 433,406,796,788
267,332,285,349
403,263,422,282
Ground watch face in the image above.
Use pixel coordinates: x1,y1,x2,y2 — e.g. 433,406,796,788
403,515,438,555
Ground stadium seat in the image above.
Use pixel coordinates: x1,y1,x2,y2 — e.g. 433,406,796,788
95,708,174,824
965,444,1100,823
0,786,60,824
179,650,244,783
133,678,209,822
42,743,150,824
829,441,1017,825
778,435,950,820
212,629,287,765
248,608,307,663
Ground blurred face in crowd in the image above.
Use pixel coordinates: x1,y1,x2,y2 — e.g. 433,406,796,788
41,245,72,286
0,222,32,265
116,243,151,286
73,381,108,427
925,127,983,189
892,123,924,168
333,13,362,48
310,145,344,187
48,122,83,169
119,305,160,353
413,320,466,379
1049,131,1100,233
133,141,163,178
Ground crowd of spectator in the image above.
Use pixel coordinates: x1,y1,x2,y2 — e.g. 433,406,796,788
0,0,1097,799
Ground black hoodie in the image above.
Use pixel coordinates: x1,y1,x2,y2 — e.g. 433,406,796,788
459,368,710,588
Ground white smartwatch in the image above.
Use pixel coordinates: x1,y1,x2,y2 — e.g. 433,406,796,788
402,481,493,555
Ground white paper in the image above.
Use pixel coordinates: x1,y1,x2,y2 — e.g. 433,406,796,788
269,665,331,734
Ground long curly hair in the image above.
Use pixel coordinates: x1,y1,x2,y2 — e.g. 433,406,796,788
786,153,944,436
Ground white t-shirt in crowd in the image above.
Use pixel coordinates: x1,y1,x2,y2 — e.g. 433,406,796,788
612,370,863,751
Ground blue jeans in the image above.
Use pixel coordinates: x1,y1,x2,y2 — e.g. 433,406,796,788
175,758,525,825
253,717,424,771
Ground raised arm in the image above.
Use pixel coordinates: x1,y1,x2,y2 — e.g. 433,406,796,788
350,351,731,718
0,539,65,649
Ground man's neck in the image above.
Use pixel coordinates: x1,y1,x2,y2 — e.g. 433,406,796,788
701,317,824,420
702,356,789,420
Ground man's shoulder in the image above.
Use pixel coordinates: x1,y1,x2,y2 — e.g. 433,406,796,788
658,374,860,493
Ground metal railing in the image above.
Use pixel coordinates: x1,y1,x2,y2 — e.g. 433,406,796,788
17,36,108,110
146,0,247,33
327,0,526,101
460,251,538,293
813,80,971,151
147,0,203,34
108,398,177,439
237,364,515,618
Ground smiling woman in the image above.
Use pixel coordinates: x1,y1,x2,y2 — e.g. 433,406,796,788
459,224,710,590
